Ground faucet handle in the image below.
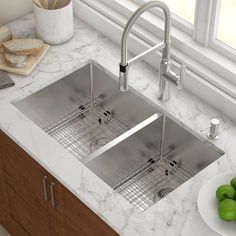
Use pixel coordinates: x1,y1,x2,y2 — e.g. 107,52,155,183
176,63,186,90
179,63,186,81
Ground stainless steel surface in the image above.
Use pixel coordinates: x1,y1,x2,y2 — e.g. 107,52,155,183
119,0,185,99
114,158,191,211
207,118,220,140
156,187,173,199
45,102,129,158
50,181,56,208
83,113,159,164
14,61,157,159
43,175,49,201
160,114,166,157
13,60,224,212
86,115,224,211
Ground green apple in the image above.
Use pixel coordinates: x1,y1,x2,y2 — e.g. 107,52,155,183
230,177,236,190
219,199,236,221
216,185,236,202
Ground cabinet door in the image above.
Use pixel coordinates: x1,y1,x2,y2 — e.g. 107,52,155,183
0,130,62,236
60,184,119,236
7,184,58,236
0,131,29,236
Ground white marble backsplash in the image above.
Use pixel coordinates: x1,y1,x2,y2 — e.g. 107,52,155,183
0,14,235,236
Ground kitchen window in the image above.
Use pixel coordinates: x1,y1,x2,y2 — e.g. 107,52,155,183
158,0,196,24
217,0,236,50
81,0,236,60
138,0,196,26
77,0,236,117
132,0,236,90
135,0,236,60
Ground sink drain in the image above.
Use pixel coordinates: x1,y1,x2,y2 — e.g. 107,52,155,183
91,137,109,149
157,187,173,198
153,187,173,202
94,137,109,148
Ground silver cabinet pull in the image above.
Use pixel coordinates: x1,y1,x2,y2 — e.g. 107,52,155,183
43,176,49,201
50,181,57,208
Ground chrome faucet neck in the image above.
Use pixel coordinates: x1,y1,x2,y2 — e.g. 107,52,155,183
120,1,171,67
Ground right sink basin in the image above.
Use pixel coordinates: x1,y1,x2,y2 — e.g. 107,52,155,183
86,115,225,211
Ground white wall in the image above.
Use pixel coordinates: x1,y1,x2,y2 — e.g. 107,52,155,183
0,0,32,26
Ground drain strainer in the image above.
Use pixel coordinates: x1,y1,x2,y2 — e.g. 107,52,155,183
92,137,109,149
158,187,173,198
153,187,173,202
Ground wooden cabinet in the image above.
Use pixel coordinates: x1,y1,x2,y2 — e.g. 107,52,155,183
60,184,118,236
0,133,30,236
0,130,62,236
0,130,118,236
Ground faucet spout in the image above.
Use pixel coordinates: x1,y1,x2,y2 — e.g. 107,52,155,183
121,1,171,66
119,1,185,100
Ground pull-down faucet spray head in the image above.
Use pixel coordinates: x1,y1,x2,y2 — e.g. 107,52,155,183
119,63,129,92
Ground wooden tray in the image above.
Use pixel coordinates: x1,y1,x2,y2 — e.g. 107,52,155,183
0,44,50,76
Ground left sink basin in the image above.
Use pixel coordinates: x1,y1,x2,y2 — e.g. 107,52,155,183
14,61,157,159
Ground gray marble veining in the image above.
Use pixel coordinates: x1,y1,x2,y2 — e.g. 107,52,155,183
0,14,235,236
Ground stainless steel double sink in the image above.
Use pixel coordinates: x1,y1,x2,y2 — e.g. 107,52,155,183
14,61,224,211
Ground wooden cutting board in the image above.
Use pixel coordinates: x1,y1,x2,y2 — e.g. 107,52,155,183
0,44,50,76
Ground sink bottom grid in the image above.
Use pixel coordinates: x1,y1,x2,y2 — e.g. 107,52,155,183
44,102,129,159
114,158,192,211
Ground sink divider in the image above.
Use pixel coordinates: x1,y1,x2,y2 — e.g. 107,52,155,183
82,113,160,164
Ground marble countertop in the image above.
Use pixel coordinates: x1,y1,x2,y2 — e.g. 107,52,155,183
0,14,236,236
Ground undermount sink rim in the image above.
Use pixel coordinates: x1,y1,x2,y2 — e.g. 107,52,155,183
12,59,225,212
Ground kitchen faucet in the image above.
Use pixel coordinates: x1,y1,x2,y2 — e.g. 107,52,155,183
119,1,185,101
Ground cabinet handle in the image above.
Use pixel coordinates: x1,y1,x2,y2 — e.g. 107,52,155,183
50,181,57,208
43,176,49,201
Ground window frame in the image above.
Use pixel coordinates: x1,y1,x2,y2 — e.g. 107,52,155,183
208,0,236,62
193,0,236,63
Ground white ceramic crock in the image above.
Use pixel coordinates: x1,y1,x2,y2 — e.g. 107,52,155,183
33,0,74,45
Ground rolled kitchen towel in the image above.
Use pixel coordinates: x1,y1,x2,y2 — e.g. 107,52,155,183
0,71,15,89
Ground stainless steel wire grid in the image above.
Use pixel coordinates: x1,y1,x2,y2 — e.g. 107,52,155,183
114,157,192,211
44,100,192,211
44,102,129,159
